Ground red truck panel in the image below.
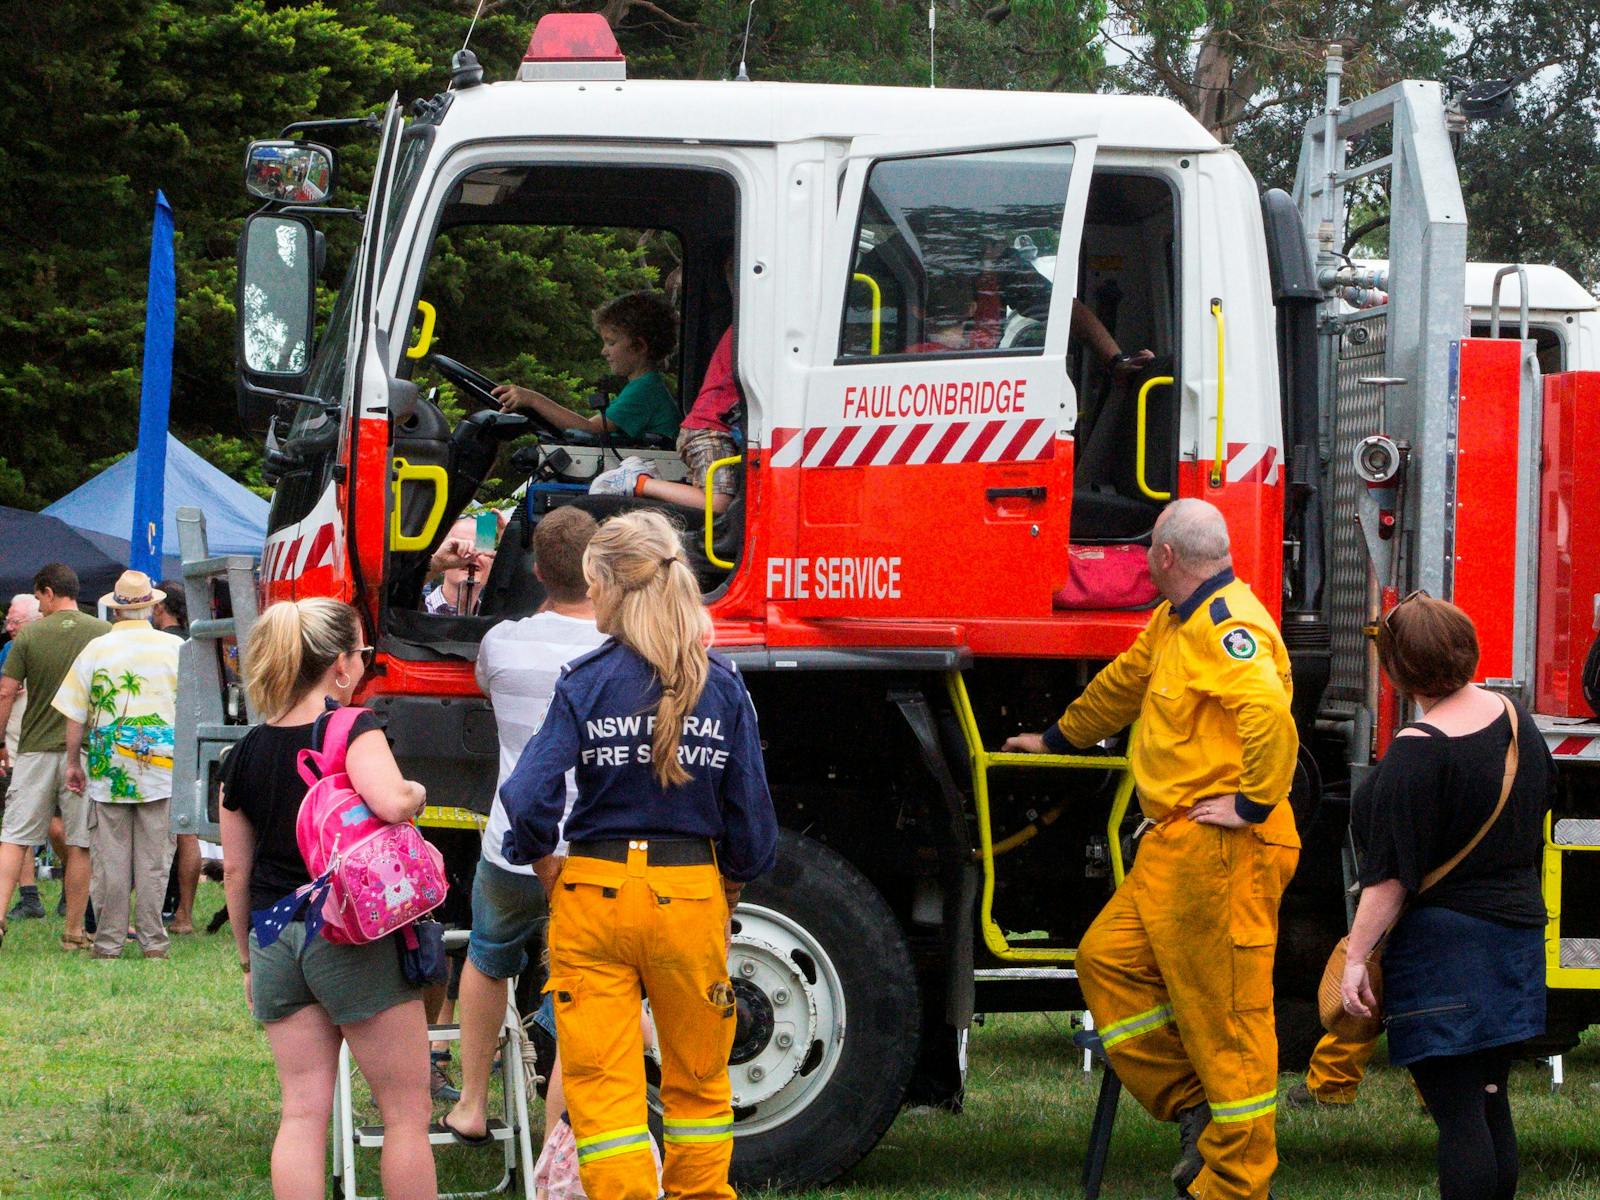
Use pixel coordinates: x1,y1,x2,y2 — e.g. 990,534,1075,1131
1450,339,1524,684
1537,371,1600,717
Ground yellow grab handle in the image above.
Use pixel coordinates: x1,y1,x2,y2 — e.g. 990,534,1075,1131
1135,375,1176,501
852,272,882,356
703,454,743,569
390,457,449,552
405,300,438,360
1210,298,1226,488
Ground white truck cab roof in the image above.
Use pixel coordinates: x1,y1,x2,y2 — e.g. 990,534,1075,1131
441,77,1222,154
1462,262,1599,313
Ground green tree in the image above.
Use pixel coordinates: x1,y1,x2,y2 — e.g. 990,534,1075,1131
2,0,1596,523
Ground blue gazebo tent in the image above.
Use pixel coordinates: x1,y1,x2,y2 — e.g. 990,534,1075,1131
43,434,269,559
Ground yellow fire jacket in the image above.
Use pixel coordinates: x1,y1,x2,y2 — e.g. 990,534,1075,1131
1043,569,1298,829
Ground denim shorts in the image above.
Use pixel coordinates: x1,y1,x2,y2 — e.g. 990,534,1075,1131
1383,905,1545,1066
467,855,549,981
249,922,419,1026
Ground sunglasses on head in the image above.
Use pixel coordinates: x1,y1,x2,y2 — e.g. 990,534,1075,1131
353,645,377,667
1382,589,1429,632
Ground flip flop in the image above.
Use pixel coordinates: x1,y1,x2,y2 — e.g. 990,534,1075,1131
435,1116,494,1147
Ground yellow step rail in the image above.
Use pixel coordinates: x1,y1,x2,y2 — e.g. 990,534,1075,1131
1542,811,1600,989
946,671,1137,963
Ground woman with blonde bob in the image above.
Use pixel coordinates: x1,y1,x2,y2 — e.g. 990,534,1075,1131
1341,594,1551,1200
220,598,437,1200
502,511,778,1200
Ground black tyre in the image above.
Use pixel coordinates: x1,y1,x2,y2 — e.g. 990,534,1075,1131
727,829,920,1190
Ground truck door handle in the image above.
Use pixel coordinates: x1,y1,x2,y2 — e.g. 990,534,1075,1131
985,486,1047,502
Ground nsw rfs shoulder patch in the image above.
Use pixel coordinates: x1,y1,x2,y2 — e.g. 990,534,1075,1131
1221,627,1258,660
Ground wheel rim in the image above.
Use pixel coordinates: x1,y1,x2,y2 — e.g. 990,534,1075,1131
648,902,847,1138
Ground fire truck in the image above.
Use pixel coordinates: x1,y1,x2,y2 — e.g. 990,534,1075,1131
170,15,1600,1188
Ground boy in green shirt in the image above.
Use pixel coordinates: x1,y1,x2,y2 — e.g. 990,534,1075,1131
493,290,680,442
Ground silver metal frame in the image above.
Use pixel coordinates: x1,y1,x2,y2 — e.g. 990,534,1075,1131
1293,50,1469,605
169,506,259,840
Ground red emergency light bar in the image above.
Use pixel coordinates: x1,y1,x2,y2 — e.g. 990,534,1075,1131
522,14,627,76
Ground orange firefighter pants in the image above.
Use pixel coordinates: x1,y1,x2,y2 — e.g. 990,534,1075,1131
1304,1030,1377,1103
545,847,737,1200
1078,811,1298,1200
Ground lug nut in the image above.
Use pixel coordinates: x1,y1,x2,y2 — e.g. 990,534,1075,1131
739,960,757,977
748,1066,765,1082
773,988,790,1004
775,1033,793,1050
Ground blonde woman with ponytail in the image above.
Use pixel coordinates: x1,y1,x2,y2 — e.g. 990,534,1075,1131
502,510,777,1200
219,599,438,1200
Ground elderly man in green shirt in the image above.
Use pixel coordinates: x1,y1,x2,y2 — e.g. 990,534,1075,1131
0,564,110,951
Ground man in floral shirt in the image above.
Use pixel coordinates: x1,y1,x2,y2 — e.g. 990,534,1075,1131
54,572,182,960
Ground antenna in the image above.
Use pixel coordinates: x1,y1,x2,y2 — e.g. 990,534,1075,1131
735,0,757,82
462,0,486,53
928,3,937,89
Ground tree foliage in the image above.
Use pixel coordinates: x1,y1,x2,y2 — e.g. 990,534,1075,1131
0,0,1594,511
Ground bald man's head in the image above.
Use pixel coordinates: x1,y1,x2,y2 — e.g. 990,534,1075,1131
1148,499,1233,603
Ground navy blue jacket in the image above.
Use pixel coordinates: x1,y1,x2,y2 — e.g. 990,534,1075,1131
501,640,778,883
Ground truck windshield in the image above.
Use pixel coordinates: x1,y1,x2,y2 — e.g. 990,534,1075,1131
286,127,432,446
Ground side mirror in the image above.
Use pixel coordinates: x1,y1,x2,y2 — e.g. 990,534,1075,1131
245,140,335,205
237,212,317,389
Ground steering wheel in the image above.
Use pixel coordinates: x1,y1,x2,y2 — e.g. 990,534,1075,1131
429,354,569,438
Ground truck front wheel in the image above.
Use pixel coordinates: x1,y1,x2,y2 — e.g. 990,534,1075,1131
727,829,920,1189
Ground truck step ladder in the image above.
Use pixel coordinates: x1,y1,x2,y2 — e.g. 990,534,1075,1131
332,935,539,1198
945,672,1137,963
171,506,260,841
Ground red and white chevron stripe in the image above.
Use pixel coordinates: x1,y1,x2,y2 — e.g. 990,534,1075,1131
1550,734,1600,761
769,418,1055,469
1222,442,1281,485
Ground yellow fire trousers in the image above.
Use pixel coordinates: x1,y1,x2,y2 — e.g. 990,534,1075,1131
1079,807,1298,1200
545,848,737,1200
1304,1031,1377,1104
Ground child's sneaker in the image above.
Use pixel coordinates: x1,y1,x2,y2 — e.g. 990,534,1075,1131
589,456,658,496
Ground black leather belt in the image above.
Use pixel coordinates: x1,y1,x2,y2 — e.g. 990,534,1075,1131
569,838,715,866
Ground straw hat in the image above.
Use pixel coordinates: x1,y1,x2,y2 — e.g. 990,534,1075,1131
100,570,166,614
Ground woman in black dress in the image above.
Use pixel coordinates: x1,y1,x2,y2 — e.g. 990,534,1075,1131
1340,594,1551,1200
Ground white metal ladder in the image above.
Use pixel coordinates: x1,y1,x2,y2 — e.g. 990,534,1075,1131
331,981,538,1199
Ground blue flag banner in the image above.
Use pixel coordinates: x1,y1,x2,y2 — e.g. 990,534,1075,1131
130,190,176,577
251,871,332,948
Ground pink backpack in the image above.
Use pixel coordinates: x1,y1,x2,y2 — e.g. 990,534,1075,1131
294,705,447,945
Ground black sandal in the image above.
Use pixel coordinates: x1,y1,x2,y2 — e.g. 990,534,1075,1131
436,1115,494,1147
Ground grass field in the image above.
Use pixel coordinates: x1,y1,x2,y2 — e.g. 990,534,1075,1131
4,878,1600,1199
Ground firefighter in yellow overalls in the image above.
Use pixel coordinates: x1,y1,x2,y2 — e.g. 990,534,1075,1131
1007,499,1299,1200
1293,1030,1378,1106
501,512,779,1200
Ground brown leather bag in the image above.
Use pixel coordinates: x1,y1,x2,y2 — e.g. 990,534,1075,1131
1318,695,1520,1040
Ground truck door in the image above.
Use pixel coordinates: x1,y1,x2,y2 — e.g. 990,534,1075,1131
777,128,1097,622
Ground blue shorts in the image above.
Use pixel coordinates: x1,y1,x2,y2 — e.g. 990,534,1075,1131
466,856,549,981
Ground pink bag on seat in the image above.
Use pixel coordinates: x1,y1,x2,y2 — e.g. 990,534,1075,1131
1053,544,1160,610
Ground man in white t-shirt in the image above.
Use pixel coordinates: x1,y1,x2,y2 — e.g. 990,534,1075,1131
442,506,606,1145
